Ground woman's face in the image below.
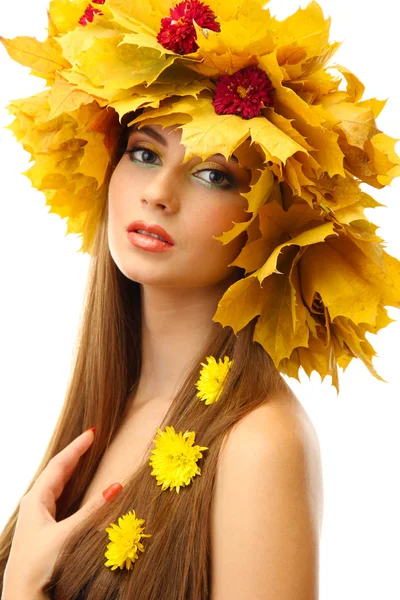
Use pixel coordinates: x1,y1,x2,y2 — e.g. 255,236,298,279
108,123,252,288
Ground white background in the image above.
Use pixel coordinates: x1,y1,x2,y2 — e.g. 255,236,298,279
1,1,399,598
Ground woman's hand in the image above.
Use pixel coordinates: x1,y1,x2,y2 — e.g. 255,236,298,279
2,429,122,597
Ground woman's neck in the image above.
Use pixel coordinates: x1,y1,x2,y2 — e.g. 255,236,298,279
133,279,232,406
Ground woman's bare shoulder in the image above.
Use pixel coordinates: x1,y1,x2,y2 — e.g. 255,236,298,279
226,388,320,459
210,389,324,598
218,387,324,533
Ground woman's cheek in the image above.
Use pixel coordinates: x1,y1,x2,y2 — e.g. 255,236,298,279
202,204,240,238
108,173,134,228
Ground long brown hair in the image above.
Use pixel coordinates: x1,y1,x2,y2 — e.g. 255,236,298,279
0,115,288,599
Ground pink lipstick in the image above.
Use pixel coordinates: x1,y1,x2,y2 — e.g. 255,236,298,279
127,220,175,252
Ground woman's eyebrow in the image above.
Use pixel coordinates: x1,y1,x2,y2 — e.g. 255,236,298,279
128,125,167,147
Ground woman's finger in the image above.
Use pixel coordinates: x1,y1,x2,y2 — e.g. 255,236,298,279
64,483,124,532
28,429,96,518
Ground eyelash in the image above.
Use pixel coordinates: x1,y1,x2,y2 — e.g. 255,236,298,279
125,145,236,191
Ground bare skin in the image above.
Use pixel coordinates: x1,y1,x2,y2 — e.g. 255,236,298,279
78,392,172,507
78,387,321,524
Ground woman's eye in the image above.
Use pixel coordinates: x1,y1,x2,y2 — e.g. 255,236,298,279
125,146,160,164
194,169,235,190
125,146,235,190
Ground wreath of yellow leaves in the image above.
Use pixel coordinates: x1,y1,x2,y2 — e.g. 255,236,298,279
2,0,400,390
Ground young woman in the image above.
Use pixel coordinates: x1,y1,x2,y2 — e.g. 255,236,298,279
1,0,399,597
0,118,323,599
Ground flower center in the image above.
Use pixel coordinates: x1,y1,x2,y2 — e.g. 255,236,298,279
176,452,189,466
237,85,250,99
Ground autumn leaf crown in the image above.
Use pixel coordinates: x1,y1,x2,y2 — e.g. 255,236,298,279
2,0,400,390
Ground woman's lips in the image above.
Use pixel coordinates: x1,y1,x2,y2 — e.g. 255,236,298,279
127,220,175,245
127,231,174,252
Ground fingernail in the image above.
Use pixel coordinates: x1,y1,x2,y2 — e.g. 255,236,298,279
84,427,96,434
102,483,123,501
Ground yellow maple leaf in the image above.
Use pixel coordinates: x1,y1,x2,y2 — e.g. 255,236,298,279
272,2,334,59
300,239,381,325
334,317,385,382
107,0,165,35
331,65,365,102
0,36,70,83
215,168,274,245
76,36,176,90
290,68,340,102
366,133,400,186
329,103,377,150
289,251,309,333
213,249,309,366
110,79,208,118
57,26,118,66
191,21,273,78
178,99,254,162
266,109,314,152
256,221,338,283
48,0,89,35
122,31,175,57
291,334,339,388
304,125,345,177
253,272,309,365
213,276,261,334
48,75,96,119
74,130,110,188
59,70,114,102
357,97,387,119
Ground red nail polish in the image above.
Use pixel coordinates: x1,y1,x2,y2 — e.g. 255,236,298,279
84,427,96,434
102,483,123,501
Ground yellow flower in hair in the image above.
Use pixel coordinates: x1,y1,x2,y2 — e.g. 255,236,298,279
195,356,234,405
104,510,152,571
149,426,208,493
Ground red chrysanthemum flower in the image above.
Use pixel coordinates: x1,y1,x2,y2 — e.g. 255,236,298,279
212,66,275,120
92,0,106,4
78,3,103,26
157,0,220,55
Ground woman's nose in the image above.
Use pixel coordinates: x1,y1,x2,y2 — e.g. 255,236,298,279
140,168,180,212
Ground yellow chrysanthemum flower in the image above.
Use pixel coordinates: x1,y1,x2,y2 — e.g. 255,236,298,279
195,356,234,405
104,510,152,571
149,425,208,493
